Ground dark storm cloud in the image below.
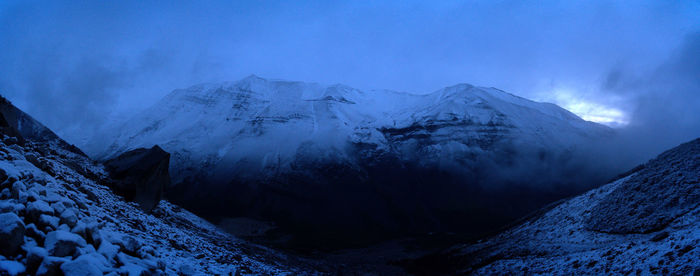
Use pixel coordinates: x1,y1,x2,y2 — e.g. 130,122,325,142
0,0,699,146
600,33,700,162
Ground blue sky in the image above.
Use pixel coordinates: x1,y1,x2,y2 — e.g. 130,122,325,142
1,1,699,139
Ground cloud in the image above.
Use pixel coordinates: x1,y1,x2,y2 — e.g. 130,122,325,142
598,33,700,161
0,1,698,148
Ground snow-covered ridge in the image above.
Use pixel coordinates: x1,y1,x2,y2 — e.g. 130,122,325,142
88,75,609,184
420,138,700,275
83,75,616,243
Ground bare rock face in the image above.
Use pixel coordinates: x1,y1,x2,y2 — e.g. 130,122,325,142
103,146,171,212
585,138,700,233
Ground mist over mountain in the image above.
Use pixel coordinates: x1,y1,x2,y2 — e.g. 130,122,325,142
84,76,625,247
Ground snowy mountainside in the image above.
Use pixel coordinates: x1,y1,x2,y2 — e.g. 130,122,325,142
92,75,608,183
0,97,317,275
410,138,700,275
88,75,615,244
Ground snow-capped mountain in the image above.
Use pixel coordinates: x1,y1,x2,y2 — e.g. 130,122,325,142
88,75,615,244
414,138,700,275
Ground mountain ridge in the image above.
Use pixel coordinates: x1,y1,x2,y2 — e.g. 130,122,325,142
410,138,700,275
87,75,617,246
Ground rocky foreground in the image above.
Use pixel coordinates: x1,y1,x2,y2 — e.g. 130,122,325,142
409,138,700,275
0,133,318,275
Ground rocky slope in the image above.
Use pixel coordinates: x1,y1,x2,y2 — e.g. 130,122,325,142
86,76,616,246
0,96,316,275
409,138,700,275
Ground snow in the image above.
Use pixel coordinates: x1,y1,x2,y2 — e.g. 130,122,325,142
0,260,25,275
0,132,314,274
60,254,104,276
451,172,700,274
86,76,611,187
27,200,53,216
0,213,23,234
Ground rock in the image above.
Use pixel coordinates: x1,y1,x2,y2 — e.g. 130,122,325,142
117,252,157,275
0,260,25,276
38,214,60,231
57,224,71,232
70,221,87,238
0,167,7,184
138,245,156,259
179,263,196,275
8,144,23,154
24,152,40,167
43,191,64,204
25,223,46,245
651,231,670,242
103,145,170,211
0,202,21,213
10,181,25,199
59,209,79,228
0,188,10,200
50,202,66,215
24,190,39,203
60,254,106,276
27,200,54,221
117,235,141,256
44,230,87,257
85,223,103,248
0,213,25,255
26,246,48,273
97,240,120,261
36,256,68,276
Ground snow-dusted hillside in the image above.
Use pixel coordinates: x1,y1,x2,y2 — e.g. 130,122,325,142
0,97,317,275
412,138,700,275
87,75,615,243
91,75,608,182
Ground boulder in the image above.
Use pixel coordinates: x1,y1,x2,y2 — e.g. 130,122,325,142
27,200,54,221
36,256,68,276
116,235,141,256
38,214,60,231
0,111,25,146
0,260,25,276
26,246,48,274
25,223,46,244
103,145,171,211
59,209,79,228
60,254,106,276
44,230,87,257
0,213,25,256
10,181,25,200
97,240,119,261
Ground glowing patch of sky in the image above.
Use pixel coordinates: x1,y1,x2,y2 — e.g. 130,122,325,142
539,89,630,127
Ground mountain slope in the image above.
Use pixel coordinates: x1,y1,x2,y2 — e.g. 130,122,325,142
0,96,315,275
88,75,616,245
411,138,700,275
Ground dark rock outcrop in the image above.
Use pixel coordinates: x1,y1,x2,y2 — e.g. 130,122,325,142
104,146,171,211
0,112,25,146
